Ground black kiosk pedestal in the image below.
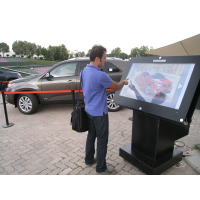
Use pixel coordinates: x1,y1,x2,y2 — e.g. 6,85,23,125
120,110,189,175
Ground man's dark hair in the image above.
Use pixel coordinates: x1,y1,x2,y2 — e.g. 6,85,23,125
90,45,107,61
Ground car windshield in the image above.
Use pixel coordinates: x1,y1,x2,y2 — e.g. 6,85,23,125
151,73,165,79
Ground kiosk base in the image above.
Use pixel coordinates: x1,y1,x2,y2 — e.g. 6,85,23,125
120,144,183,175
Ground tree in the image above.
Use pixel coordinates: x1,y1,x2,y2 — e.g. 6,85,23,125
49,44,68,61
110,47,121,57
130,46,154,57
119,52,129,60
36,45,42,59
80,51,85,57
41,47,48,59
139,45,154,57
12,40,21,56
75,51,85,57
47,45,56,60
58,44,68,61
0,42,9,57
130,47,140,57
29,42,37,58
86,49,91,57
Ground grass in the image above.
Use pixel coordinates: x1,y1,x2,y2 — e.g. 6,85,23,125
195,144,200,151
25,58,58,65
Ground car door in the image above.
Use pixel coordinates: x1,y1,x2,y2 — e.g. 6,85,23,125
41,62,77,102
0,70,6,81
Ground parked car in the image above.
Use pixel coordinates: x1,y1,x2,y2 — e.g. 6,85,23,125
134,72,172,94
6,57,127,114
0,69,22,90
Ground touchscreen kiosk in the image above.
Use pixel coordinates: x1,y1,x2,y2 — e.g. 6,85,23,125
114,56,200,123
114,56,200,174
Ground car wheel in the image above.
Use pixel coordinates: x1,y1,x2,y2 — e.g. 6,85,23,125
17,94,38,114
145,84,151,94
107,92,121,112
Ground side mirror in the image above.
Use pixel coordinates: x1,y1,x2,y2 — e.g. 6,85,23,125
109,68,113,72
45,72,50,78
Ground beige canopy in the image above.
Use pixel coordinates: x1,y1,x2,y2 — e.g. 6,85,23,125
145,34,200,56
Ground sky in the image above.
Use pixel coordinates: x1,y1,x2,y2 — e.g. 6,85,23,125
1,0,199,55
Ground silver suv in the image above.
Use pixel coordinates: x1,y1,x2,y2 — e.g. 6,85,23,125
6,57,127,114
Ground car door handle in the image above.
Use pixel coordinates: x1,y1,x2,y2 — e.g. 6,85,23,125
68,80,75,84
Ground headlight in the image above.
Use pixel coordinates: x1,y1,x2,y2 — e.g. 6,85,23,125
155,83,162,86
8,83,14,88
18,73,22,77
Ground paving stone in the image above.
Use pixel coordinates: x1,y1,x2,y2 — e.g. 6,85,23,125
59,168,73,175
51,157,63,164
4,165,15,174
9,171,19,175
70,156,82,163
66,162,78,169
115,164,124,171
0,166,4,173
14,164,26,173
69,167,83,175
45,163,57,171
48,168,62,175
55,162,67,171
11,159,25,167
123,164,132,172
1,159,15,167
79,168,94,175
40,157,54,165
24,164,37,172
20,170,30,175
35,163,47,171
38,169,51,175
3,154,13,161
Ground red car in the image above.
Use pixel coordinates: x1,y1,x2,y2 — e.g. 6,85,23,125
134,72,172,94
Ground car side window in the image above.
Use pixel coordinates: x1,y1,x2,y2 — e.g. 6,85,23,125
103,62,121,73
80,61,90,71
50,62,77,77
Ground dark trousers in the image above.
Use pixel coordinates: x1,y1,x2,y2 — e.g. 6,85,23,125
85,113,109,173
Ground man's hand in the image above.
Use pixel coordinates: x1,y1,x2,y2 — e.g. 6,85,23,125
109,78,129,91
123,78,129,85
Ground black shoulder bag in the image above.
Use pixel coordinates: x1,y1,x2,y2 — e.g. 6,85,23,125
71,70,89,132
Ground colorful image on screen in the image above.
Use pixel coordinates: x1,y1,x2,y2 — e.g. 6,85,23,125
120,63,195,109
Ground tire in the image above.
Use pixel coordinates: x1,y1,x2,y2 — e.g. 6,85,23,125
107,92,121,112
144,84,151,94
17,94,38,114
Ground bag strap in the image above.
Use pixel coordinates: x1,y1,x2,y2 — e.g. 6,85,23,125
77,70,83,105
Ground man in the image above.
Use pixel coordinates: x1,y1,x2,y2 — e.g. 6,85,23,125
81,45,129,175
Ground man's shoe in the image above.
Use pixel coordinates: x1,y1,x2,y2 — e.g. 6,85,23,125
85,158,96,166
96,168,117,175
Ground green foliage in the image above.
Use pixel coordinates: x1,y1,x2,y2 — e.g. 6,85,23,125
36,45,42,58
25,58,57,65
10,39,155,61
75,51,85,57
0,42,9,57
86,49,91,57
130,46,154,57
110,47,121,57
44,44,68,61
12,40,37,58
12,41,69,61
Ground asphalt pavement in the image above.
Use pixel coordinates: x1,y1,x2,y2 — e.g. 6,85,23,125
0,97,199,175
